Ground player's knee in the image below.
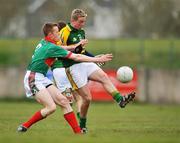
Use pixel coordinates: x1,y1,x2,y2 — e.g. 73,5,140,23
82,95,92,104
59,97,69,107
47,103,56,114
97,71,108,80
102,72,109,79
99,72,110,83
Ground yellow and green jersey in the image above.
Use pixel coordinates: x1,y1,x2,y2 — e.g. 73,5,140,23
27,39,71,75
58,23,85,46
53,23,85,69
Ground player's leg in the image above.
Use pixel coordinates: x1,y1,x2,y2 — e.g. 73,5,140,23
88,68,135,107
72,90,82,119
47,85,81,133
65,63,93,133
17,71,57,132
53,68,81,119
78,63,126,104
76,85,92,133
47,85,72,113
53,68,77,105
17,88,56,132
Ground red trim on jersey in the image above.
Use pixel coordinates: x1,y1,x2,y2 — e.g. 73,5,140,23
28,72,39,95
65,52,72,58
45,58,56,66
44,36,56,44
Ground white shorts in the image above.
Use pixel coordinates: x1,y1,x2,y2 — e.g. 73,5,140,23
24,71,53,98
53,68,72,92
67,62,100,89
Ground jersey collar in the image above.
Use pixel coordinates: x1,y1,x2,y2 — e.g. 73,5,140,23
67,23,80,32
44,36,56,44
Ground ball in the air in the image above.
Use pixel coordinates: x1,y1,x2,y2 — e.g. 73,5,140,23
117,66,133,83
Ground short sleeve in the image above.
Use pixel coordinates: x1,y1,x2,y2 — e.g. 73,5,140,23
46,45,69,58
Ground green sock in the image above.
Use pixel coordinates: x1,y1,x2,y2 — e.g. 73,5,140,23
112,91,123,103
80,118,87,128
76,112,80,120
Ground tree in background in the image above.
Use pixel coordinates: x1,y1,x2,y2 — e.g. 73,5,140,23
119,0,180,38
0,0,180,38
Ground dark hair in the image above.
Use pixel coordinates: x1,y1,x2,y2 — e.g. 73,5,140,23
42,22,58,36
57,21,66,31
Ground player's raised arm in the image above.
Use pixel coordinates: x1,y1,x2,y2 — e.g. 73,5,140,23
68,53,113,63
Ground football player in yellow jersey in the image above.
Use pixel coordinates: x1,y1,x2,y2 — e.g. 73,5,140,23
51,9,136,134
54,9,90,122
55,21,88,119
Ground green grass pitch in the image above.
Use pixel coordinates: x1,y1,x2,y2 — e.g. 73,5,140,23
0,101,180,143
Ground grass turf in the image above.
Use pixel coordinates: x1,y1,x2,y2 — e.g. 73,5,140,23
0,101,180,143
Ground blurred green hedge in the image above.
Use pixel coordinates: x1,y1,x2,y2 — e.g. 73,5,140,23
0,39,180,69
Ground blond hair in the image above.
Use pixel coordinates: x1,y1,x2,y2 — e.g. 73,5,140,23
71,9,87,21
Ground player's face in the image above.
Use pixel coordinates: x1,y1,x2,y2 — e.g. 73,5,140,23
51,26,60,42
73,17,86,29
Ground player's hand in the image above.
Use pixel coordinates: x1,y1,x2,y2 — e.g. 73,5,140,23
74,44,83,53
74,39,87,53
97,54,113,63
80,39,88,46
95,54,106,67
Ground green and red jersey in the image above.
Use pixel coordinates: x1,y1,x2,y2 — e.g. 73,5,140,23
27,39,71,75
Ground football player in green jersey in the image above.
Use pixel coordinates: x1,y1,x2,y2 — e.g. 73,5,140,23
17,22,113,134
53,9,136,133
55,9,90,122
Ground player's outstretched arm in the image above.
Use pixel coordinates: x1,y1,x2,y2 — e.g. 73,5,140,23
68,53,113,63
